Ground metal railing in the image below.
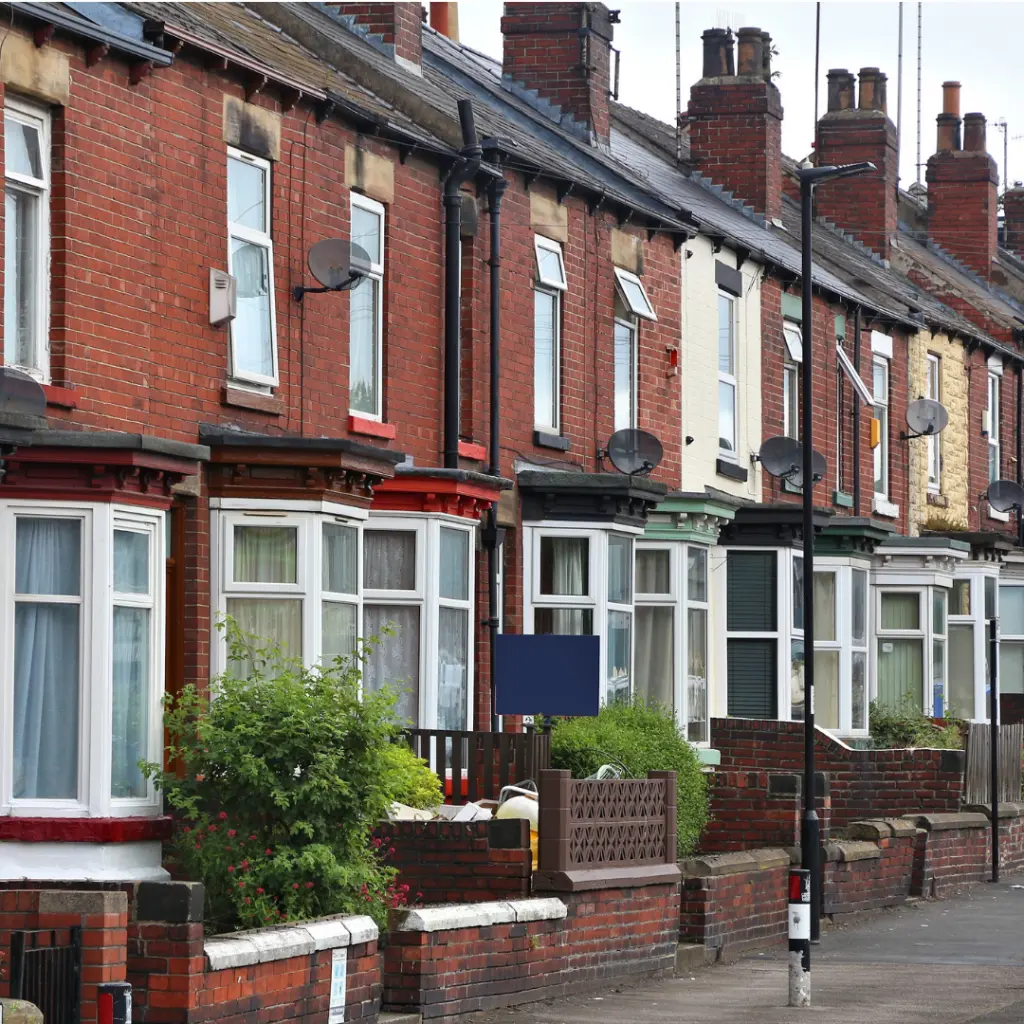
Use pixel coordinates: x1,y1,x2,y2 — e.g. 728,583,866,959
404,728,551,803
9,927,82,1024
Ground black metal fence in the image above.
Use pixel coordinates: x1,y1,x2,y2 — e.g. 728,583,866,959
9,926,82,1024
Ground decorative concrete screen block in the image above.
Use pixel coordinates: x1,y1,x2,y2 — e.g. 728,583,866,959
391,898,566,933
204,914,379,970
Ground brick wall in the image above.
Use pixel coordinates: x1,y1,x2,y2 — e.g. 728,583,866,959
371,818,531,905
384,885,679,1019
711,718,966,828
678,850,789,957
701,770,829,853
822,820,917,915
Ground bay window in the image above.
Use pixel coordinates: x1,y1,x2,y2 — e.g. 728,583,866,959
1,502,164,816
1000,583,1024,702
227,149,277,387
726,549,779,719
635,543,710,743
350,192,385,418
527,527,637,705
5,97,50,378
876,587,951,715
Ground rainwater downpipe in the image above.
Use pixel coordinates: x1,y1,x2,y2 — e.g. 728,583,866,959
486,171,508,732
853,305,862,516
443,99,482,469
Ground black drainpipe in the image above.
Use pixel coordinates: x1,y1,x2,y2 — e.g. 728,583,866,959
853,305,862,516
486,171,508,731
1017,363,1023,546
443,100,482,470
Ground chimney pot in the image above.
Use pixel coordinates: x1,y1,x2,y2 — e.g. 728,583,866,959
429,2,459,41
736,27,763,76
858,67,887,113
936,112,962,152
963,112,987,152
826,68,855,113
942,81,961,117
701,27,734,77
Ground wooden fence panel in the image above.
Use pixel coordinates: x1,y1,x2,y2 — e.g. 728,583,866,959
965,722,1023,805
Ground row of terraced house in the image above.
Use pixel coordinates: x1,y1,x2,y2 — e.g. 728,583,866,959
2,0,1024,882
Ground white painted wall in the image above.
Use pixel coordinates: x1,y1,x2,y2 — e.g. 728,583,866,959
680,236,763,502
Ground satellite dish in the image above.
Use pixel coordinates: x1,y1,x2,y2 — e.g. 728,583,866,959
987,479,1024,513
903,398,949,439
606,429,664,476
757,435,826,486
294,241,371,302
788,449,828,489
758,436,802,479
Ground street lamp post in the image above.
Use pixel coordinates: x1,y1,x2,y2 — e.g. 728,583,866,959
796,161,875,946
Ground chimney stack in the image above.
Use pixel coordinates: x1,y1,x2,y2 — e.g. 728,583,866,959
814,67,898,259
687,26,783,222
339,3,423,71
501,3,615,145
1004,184,1024,256
926,83,999,279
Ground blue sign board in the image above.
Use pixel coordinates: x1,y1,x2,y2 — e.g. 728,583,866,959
495,634,600,717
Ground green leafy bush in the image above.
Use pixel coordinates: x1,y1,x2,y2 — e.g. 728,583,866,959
549,698,708,858
143,620,432,933
869,698,965,750
381,742,444,809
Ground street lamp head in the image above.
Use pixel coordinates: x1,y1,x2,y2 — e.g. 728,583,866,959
798,161,877,186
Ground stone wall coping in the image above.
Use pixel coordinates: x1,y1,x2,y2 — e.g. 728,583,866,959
823,839,881,863
902,812,991,831
885,817,920,837
37,890,127,916
964,802,1024,820
679,848,790,878
844,820,892,841
390,898,567,934
204,914,378,971
533,863,682,892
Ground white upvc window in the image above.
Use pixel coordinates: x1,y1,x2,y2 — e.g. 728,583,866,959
349,192,386,419
718,292,738,457
875,587,951,715
783,321,802,440
525,525,636,706
613,267,657,321
872,356,890,501
0,501,164,818
363,515,475,731
534,236,566,432
1000,583,1024,704
948,573,997,722
635,542,710,744
987,365,1001,485
927,353,942,493
613,290,638,432
212,507,362,681
4,97,51,380
227,149,278,388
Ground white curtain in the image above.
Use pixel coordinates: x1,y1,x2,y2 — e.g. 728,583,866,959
114,530,149,593
636,550,670,594
111,606,150,798
608,536,632,604
535,608,592,635
439,528,469,601
13,518,81,800
635,606,673,710
322,601,357,664
437,607,468,730
323,524,357,595
225,598,302,677
364,531,416,590
540,536,587,596
233,525,296,584
363,605,420,724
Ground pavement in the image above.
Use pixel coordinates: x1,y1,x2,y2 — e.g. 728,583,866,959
475,879,1024,1024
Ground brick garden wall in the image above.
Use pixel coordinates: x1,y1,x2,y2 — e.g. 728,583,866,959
372,818,531,905
712,718,966,828
822,820,917,916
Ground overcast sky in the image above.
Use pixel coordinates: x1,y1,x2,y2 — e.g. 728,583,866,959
457,2,1023,192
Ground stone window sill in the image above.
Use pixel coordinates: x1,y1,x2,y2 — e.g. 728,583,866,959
222,384,284,415
872,496,900,519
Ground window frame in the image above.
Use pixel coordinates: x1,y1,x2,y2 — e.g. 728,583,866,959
717,291,738,459
926,353,942,494
613,306,638,433
613,267,657,321
534,235,568,291
4,95,51,381
988,367,1001,483
227,147,278,389
0,501,165,820
349,191,386,420
534,236,565,433
873,355,890,503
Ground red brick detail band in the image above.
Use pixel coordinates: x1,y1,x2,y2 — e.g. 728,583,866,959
0,817,173,843
348,414,397,439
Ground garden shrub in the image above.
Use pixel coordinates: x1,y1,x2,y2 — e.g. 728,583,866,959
549,697,709,858
381,741,444,809
869,697,965,750
142,620,431,933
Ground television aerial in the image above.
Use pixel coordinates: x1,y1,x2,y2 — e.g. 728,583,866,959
293,240,371,302
606,428,664,477
986,479,1024,514
757,435,826,486
901,398,949,440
